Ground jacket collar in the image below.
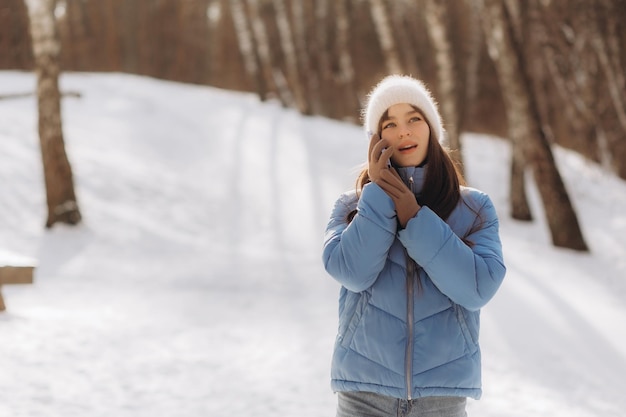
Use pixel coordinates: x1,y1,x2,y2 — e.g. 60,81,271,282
395,164,427,196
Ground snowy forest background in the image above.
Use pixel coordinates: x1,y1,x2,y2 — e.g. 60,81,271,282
1,1,626,416
2,0,626,250
2,0,626,167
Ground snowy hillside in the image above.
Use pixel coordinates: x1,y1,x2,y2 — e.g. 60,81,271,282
1,71,625,417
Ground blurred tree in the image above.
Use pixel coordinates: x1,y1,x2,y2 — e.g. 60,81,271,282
463,0,483,118
289,0,316,114
24,0,81,228
311,0,359,120
64,0,90,71
273,0,306,112
588,0,626,173
533,0,626,179
368,0,401,75
230,0,266,97
3,0,625,249
208,0,252,91
312,0,334,117
121,0,139,74
481,0,587,251
323,0,361,121
424,0,464,173
247,0,282,104
388,1,420,77
0,0,33,69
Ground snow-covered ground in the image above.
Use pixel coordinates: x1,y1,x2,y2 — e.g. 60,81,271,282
1,71,625,417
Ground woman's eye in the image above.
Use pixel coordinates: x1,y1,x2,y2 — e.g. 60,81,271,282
409,116,421,123
382,122,395,129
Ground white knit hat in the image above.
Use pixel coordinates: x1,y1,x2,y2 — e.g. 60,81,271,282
363,75,445,144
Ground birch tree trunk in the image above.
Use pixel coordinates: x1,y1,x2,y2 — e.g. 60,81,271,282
332,0,360,121
272,0,306,112
388,1,420,77
482,0,533,221
481,0,588,251
290,0,315,114
464,0,483,119
246,0,281,104
533,0,604,162
589,0,626,178
25,0,81,228
424,0,464,172
230,0,268,99
590,3,626,134
369,0,402,74
313,0,338,118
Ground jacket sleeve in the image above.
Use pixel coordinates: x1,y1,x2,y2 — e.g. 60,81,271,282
398,193,506,311
322,183,398,292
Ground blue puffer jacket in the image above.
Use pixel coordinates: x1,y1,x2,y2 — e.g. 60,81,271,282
322,166,505,400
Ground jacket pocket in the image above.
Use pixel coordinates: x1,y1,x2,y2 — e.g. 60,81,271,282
453,303,478,350
338,291,370,349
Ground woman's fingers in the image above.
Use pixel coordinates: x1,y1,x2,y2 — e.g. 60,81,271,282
389,167,404,181
376,175,403,199
379,169,406,190
369,135,394,182
368,133,380,158
377,182,401,201
370,137,388,164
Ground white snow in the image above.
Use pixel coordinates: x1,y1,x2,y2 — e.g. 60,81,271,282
0,71,625,417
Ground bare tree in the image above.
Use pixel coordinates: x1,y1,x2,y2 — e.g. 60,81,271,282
464,0,483,112
311,0,341,118
388,1,420,77
424,0,464,172
289,0,316,114
534,0,607,165
25,0,81,228
0,0,33,69
99,0,120,72
62,0,90,71
230,0,268,99
589,0,626,178
272,0,306,112
8,0,623,185
481,0,588,251
369,0,402,75
246,0,282,104
330,0,360,121
531,0,626,179
590,2,626,134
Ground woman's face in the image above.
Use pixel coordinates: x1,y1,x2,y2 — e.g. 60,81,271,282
380,103,430,167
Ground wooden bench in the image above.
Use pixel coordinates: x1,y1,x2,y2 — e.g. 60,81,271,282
0,250,36,311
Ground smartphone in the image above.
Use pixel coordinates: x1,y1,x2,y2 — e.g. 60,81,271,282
382,147,392,167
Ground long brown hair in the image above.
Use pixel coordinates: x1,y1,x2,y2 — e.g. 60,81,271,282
349,106,466,223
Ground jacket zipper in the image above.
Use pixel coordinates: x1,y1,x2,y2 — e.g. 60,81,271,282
405,175,415,401
405,253,415,400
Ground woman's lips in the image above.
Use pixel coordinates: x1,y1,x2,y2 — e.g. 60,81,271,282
398,144,417,153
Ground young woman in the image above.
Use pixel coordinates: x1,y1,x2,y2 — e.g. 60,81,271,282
322,75,506,417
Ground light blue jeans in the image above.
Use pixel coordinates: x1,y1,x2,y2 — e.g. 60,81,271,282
337,391,467,417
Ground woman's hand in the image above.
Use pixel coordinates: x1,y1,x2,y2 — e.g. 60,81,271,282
377,168,421,228
367,133,393,183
